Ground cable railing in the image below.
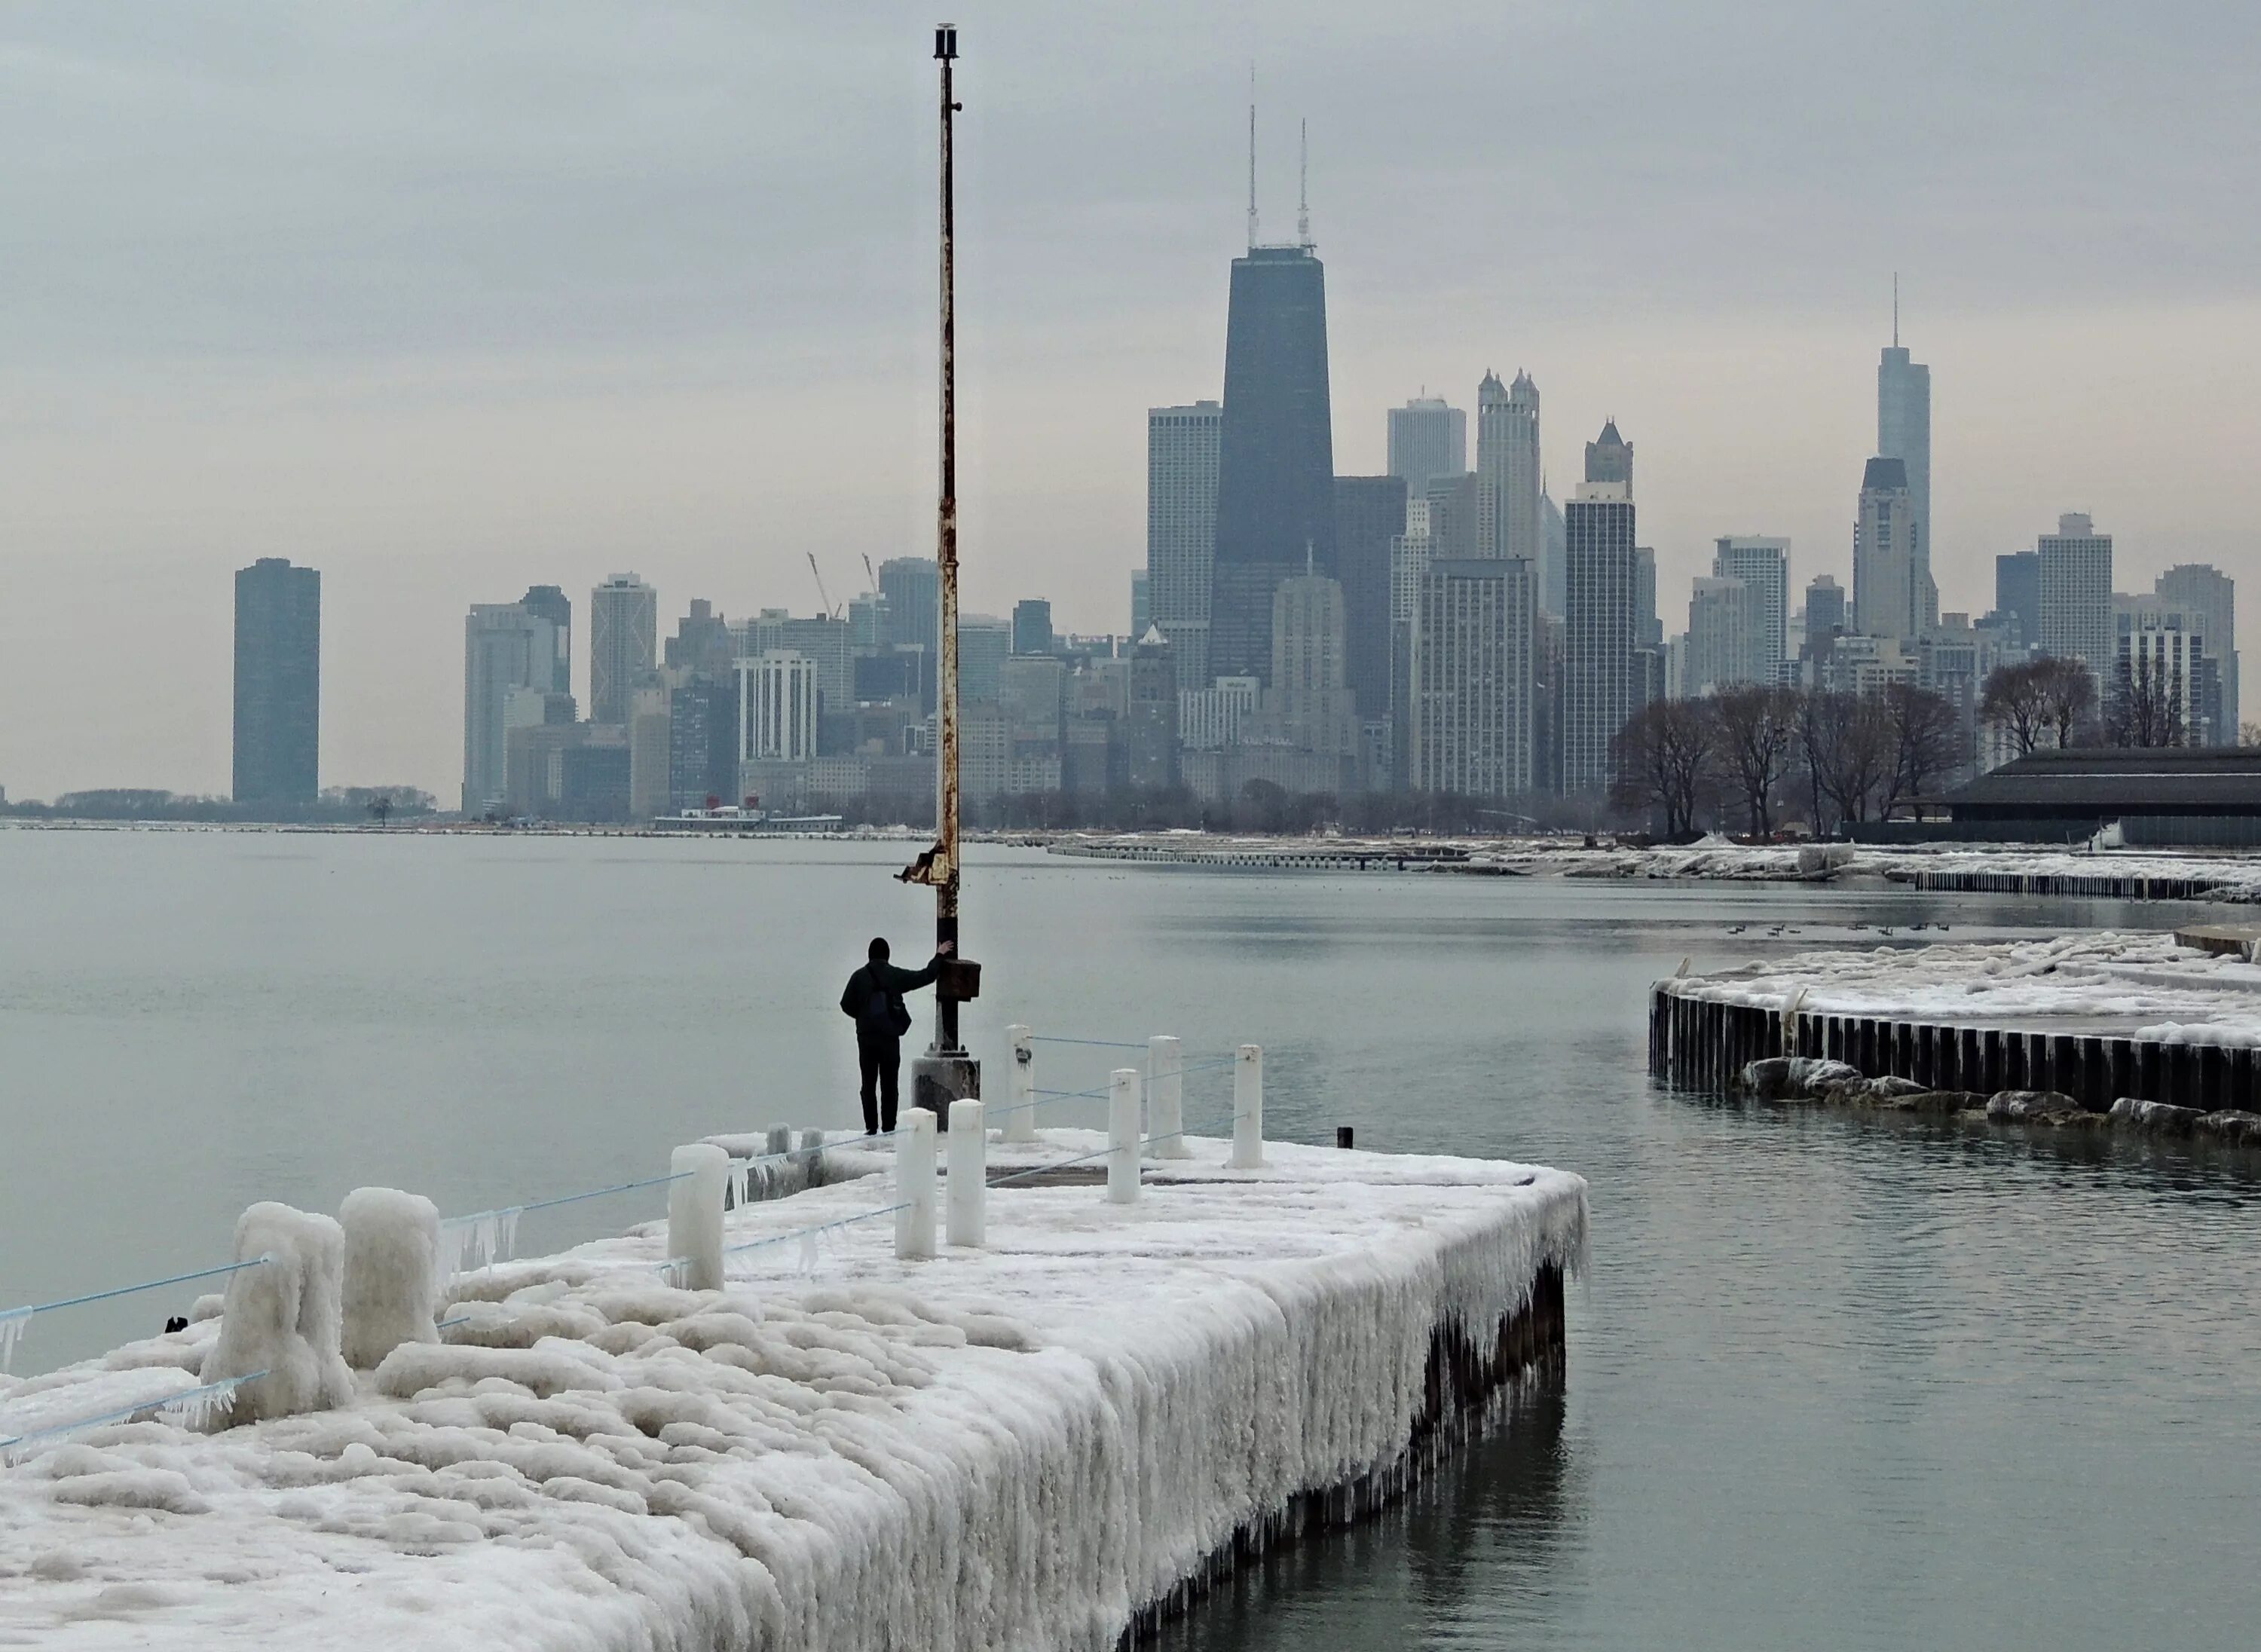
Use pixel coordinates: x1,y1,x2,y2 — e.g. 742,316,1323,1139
0,1368,269,1464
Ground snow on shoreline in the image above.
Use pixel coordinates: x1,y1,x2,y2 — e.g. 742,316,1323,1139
1665,930,2261,1034
0,1135,1585,1650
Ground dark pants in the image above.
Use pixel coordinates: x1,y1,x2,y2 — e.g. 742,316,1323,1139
858,1030,901,1135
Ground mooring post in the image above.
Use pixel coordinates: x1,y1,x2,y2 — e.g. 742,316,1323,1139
895,1109,937,1260
1148,1035,1192,1158
946,1098,985,1247
1231,1044,1265,1169
1107,1067,1142,1204
1004,1023,1036,1143
666,1144,730,1291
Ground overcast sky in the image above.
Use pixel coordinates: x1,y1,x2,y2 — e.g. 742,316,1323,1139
3,0,2259,799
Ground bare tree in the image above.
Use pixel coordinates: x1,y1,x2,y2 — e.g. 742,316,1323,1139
1879,682,1965,816
1801,690,1893,825
1979,659,2051,757
2033,656,2099,749
1612,700,1718,837
2109,650,2186,747
1712,684,1801,835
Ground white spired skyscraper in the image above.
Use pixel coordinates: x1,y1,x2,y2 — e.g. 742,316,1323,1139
1878,295,1932,575
1476,369,1543,562
1853,458,1933,642
1146,400,1222,687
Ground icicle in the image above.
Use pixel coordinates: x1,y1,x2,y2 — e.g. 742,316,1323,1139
0,1305,31,1373
161,1377,246,1434
797,1229,819,1274
495,1207,521,1265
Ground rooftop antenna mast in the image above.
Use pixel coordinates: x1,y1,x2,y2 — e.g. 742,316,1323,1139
1893,271,1900,347
1298,118,1310,247
1246,66,1258,250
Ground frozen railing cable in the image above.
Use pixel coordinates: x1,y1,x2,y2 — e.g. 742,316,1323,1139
1,1258,272,1374
723,1202,911,1263
0,1368,268,1463
1026,1036,1150,1049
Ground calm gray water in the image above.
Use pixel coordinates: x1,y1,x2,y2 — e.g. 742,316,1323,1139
4,829,2258,1650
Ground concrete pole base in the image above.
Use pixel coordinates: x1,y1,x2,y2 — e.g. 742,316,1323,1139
913,1051,983,1118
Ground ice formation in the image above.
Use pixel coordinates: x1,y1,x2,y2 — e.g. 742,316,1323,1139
0,1307,30,1374
196,1202,354,1427
445,1206,524,1276
0,1138,1585,1650
340,1186,445,1370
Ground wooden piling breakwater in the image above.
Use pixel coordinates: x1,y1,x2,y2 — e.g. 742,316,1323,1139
1892,867,2225,901
1648,981,2261,1115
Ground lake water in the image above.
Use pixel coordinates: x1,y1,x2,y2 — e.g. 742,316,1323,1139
4,828,2258,1650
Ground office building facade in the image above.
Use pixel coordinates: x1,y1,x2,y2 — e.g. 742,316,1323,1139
1878,338,1932,579
1146,401,1221,685
1853,457,1932,642
1410,557,1535,796
1333,473,1408,724
589,573,657,725
464,601,564,815
1476,369,1542,563
1563,476,1638,792
1386,396,1466,494
232,558,321,806
1713,537,1791,681
2036,513,2114,675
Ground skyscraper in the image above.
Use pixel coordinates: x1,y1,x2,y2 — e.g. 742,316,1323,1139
1713,537,1791,681
1540,488,1567,617
1386,397,1465,494
1584,421,1633,488
1853,458,1932,641
1878,318,1932,581
956,614,1012,704
1995,551,2041,647
2155,564,2238,739
1475,370,1542,564
1264,575,1358,766
1410,558,1534,796
464,601,562,815
1333,474,1407,724
1634,547,1661,648
879,558,941,653
519,586,573,694
2035,512,2113,675
1146,400,1222,684
1210,243,1335,684
1806,574,1847,637
1563,470,1638,794
232,558,320,806
589,574,657,726
1011,598,1054,657
1686,576,1763,696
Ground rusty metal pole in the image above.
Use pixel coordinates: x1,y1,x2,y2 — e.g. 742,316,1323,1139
935,22,961,1058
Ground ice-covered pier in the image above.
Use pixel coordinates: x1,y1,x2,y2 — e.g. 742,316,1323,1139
0,1105,1583,1649
1651,929,2261,1125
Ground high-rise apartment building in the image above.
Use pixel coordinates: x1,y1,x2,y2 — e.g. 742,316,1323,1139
1713,537,1791,681
739,652,818,763
1130,571,1150,639
1265,575,1357,763
1410,558,1535,797
1540,488,1567,618
2113,601,2219,745
464,601,564,814
1011,598,1054,657
1878,332,1932,579
663,598,733,678
1146,400,1221,684
1634,547,1661,649
1210,244,1335,684
741,611,853,712
1563,473,1638,793
232,558,320,806
589,574,657,725
1333,474,1408,724
2035,513,2114,675
2155,564,2238,739
1853,458,1932,641
519,586,573,693
1386,396,1466,494
1806,574,1847,637
1476,369,1542,562
956,614,1012,704
1686,576,1764,696
879,558,941,653
1584,421,1633,488
1994,552,2041,648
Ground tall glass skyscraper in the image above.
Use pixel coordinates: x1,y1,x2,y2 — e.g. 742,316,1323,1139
1146,401,1220,684
1879,334,1932,573
1210,245,1334,684
232,558,320,806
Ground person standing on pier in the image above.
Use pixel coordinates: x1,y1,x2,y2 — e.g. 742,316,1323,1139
840,936,953,1135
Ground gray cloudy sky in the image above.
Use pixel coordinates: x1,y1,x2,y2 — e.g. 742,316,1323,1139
3,0,2259,798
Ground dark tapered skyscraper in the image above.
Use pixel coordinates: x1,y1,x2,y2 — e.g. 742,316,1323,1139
1210,245,1334,684
233,558,320,805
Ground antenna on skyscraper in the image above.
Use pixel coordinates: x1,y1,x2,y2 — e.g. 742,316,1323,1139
1298,118,1311,248
1246,66,1259,251
1893,271,1900,347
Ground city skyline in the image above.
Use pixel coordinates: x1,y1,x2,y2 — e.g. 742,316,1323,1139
4,4,2260,798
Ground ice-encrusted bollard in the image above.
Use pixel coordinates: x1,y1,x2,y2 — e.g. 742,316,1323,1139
667,1144,730,1291
1231,1043,1265,1169
339,1186,442,1370
895,1108,938,1259
1108,1066,1143,1204
1148,1034,1192,1159
1004,1023,1037,1143
198,1201,354,1428
947,1098,986,1247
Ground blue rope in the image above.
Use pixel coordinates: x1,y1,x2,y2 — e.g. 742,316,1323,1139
3,1258,269,1326
724,1202,910,1258
1028,1036,1152,1050
0,1368,271,1456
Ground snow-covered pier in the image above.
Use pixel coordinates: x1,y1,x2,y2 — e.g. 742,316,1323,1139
0,1126,1583,1650
1651,930,2261,1121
